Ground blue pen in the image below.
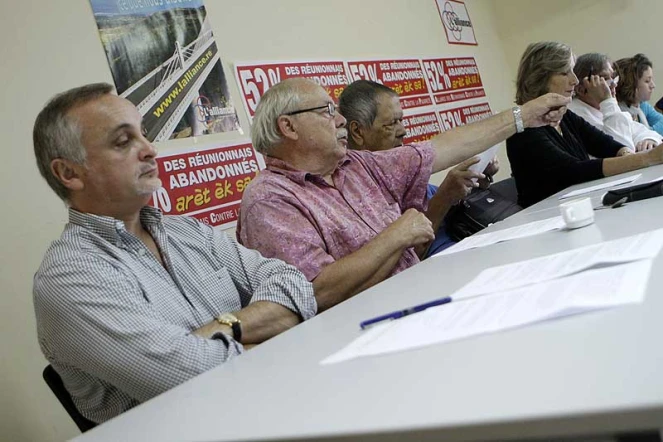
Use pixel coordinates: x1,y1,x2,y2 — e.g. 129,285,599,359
359,296,452,329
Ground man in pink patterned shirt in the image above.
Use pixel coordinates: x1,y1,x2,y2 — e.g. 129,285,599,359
237,78,568,312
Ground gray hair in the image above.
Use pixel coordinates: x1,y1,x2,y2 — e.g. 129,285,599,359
515,41,573,104
338,80,397,131
33,83,114,201
251,78,308,155
573,53,611,85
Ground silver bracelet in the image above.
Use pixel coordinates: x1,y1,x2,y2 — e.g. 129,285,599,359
512,106,524,133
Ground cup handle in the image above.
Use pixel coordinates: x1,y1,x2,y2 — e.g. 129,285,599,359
566,207,575,221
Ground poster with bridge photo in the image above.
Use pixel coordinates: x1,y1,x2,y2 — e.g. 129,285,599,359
88,0,241,142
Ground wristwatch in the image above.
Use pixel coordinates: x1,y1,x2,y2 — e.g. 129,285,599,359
512,106,524,133
216,313,242,342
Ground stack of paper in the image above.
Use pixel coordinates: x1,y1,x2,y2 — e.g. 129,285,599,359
433,216,565,257
453,230,663,300
322,229,663,365
558,174,641,200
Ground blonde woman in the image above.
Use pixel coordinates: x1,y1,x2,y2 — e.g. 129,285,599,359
507,42,663,207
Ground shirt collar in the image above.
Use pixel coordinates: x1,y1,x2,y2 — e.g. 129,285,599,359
68,206,163,243
264,155,352,185
571,97,601,116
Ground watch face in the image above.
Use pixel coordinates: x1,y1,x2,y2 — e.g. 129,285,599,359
217,313,242,342
218,313,239,323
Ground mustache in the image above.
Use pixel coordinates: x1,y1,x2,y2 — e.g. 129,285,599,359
337,129,348,139
140,162,158,175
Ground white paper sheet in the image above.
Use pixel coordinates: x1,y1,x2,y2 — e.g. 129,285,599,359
452,229,663,300
558,174,641,200
433,216,565,257
468,145,499,178
321,261,651,365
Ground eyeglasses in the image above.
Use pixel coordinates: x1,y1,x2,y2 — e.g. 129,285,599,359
284,102,336,118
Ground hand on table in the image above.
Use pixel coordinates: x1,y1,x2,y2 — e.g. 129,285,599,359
635,139,658,152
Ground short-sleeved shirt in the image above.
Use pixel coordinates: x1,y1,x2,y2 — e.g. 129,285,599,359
237,143,435,280
34,207,316,423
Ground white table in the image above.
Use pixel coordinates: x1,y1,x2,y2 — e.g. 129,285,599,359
74,166,663,442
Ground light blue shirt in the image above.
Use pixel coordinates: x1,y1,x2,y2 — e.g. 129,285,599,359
641,101,663,136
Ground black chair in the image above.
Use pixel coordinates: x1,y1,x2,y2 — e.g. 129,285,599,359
42,365,97,433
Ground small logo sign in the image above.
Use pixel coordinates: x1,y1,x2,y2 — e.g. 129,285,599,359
436,0,477,46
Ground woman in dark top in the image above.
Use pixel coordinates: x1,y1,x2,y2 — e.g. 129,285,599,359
507,42,663,207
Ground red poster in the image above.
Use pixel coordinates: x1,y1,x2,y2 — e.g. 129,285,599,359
235,60,350,118
151,141,264,228
422,57,485,106
345,59,433,110
437,102,492,131
402,111,443,145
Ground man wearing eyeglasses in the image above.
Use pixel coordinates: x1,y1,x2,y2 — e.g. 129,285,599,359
569,53,662,152
237,78,569,312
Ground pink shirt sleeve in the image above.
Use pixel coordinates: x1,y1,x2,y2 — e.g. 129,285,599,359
354,142,435,211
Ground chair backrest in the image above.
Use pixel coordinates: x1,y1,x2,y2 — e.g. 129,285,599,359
42,365,97,433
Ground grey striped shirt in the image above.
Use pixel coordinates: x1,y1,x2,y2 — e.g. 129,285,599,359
34,207,316,423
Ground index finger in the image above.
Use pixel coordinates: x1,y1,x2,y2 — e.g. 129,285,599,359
545,93,572,108
457,169,485,180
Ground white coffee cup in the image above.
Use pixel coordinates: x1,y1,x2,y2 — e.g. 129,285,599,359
559,197,595,229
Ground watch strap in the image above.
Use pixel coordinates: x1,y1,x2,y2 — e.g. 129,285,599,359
216,314,242,342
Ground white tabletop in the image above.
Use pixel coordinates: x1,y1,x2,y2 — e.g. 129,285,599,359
74,166,663,442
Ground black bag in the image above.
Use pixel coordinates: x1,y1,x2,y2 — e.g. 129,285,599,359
602,178,663,206
445,180,522,242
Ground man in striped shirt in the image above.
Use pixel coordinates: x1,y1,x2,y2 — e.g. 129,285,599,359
32,83,316,423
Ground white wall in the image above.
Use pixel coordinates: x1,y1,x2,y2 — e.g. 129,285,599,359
492,0,663,107
0,1,516,440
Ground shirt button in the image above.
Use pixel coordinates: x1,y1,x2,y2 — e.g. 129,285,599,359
138,249,147,256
